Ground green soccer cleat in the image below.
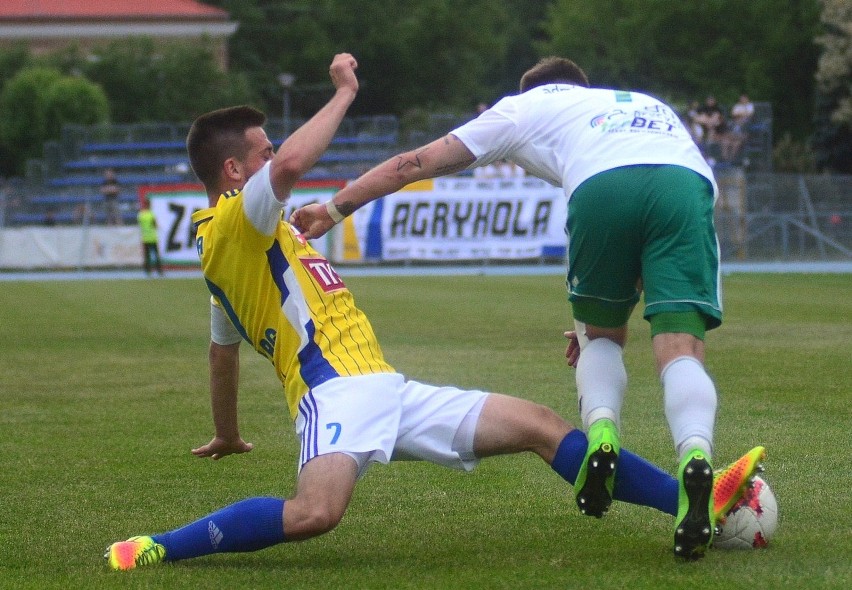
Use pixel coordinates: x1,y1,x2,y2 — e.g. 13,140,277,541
712,446,767,521
104,535,166,571
575,419,620,518
674,449,714,560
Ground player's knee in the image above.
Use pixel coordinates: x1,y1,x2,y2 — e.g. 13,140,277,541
286,500,346,539
302,504,345,536
525,402,571,449
584,324,628,348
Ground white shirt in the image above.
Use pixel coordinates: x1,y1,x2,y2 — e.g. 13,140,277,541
731,100,755,124
208,161,283,346
452,84,716,200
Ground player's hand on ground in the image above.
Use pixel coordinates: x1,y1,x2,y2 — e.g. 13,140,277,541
564,330,580,368
290,202,335,239
191,436,254,460
329,53,358,94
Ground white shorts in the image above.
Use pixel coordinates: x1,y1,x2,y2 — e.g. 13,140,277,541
293,373,489,477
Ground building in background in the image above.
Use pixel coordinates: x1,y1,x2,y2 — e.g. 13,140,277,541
0,0,236,69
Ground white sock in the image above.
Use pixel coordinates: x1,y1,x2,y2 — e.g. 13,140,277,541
661,356,717,460
576,338,626,430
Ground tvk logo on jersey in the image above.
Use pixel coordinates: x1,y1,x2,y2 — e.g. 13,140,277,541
300,257,346,293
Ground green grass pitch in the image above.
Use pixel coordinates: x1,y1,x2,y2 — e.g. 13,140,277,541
0,272,849,589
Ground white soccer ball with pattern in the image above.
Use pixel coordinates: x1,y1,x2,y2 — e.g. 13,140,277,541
714,475,778,549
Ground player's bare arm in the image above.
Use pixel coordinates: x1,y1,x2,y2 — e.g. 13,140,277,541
269,53,359,199
399,134,474,172
338,134,474,211
191,341,254,460
290,134,474,238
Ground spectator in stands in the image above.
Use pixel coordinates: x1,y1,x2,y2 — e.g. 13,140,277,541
72,202,89,225
721,94,754,164
695,96,726,145
730,94,755,129
44,207,57,226
685,101,705,144
100,168,122,225
137,198,163,276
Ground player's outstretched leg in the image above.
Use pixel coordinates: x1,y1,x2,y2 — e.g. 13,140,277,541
674,449,714,560
105,536,166,571
713,446,766,521
574,418,620,518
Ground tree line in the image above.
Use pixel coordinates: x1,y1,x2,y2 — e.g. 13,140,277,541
0,0,848,177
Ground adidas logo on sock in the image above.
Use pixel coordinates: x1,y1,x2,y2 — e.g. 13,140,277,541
208,521,223,550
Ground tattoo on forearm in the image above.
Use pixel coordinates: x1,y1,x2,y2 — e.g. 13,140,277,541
336,199,358,216
395,148,428,171
436,161,473,175
393,135,474,177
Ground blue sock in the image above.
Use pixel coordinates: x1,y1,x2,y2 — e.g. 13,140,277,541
551,430,678,515
550,429,588,484
613,450,678,515
153,497,286,561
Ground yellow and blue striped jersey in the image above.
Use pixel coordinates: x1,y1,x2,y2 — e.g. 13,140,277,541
191,176,393,418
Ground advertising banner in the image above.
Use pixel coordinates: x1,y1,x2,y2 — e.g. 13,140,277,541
139,181,346,266
0,226,142,269
348,176,567,262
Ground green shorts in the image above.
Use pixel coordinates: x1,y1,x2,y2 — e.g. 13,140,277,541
566,164,722,332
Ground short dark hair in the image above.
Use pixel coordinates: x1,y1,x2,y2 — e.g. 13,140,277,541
186,105,267,189
519,57,589,92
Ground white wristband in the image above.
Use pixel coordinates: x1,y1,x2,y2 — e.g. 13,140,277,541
325,200,346,224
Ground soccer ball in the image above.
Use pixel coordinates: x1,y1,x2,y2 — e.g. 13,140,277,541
714,475,778,549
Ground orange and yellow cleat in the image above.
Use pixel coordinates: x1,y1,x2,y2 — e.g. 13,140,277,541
712,446,767,521
104,535,165,571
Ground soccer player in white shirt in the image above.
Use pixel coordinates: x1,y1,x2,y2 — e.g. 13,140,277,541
292,56,759,560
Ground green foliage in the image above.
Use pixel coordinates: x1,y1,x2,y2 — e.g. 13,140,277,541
0,272,850,588
44,77,110,139
0,38,256,175
0,67,63,175
0,0,842,174
539,0,822,139
207,0,546,116
812,0,852,173
0,67,110,176
78,38,161,123
0,43,29,94
81,38,256,124
772,132,818,173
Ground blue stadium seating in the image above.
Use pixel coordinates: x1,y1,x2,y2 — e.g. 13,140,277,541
12,117,404,226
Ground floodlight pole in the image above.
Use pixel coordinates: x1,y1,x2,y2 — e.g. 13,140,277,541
277,73,296,138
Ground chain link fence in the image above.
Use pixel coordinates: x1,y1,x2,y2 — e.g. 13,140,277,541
715,169,851,260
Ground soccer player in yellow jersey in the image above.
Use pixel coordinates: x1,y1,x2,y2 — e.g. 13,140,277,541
105,53,765,570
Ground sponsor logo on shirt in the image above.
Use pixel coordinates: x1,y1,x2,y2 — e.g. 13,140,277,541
300,257,346,293
590,104,683,135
